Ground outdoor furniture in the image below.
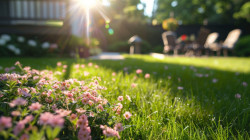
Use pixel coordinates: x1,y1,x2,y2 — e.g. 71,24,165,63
185,28,210,56
162,31,181,55
209,29,241,56
204,32,219,55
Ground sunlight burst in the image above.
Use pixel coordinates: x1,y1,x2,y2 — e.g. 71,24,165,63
78,0,97,9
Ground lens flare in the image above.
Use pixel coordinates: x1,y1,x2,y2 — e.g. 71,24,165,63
78,0,97,9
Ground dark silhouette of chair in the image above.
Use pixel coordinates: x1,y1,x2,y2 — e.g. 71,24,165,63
186,28,210,56
162,31,181,55
209,29,241,56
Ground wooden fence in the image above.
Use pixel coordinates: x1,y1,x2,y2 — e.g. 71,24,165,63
0,0,70,35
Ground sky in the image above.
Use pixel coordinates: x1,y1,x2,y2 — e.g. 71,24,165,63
102,0,156,17
140,0,155,17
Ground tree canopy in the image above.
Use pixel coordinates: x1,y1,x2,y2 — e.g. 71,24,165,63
154,0,248,25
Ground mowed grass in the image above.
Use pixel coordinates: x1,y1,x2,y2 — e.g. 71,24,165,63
1,55,250,139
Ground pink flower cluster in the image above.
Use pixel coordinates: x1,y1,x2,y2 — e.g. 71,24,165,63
29,102,42,111
100,125,120,139
39,112,64,128
14,115,33,135
9,98,27,107
136,69,143,74
0,116,12,131
77,115,92,140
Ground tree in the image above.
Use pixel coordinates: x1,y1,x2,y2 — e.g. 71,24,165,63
234,2,250,22
105,0,146,22
154,0,247,25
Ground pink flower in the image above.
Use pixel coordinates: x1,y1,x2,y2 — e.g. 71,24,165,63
123,112,132,120
57,62,62,67
63,65,68,69
145,73,150,79
56,109,72,117
52,104,57,111
15,61,20,66
49,115,64,128
101,126,120,139
52,84,59,89
29,102,42,111
235,93,241,99
126,95,131,102
242,82,248,87
123,67,128,71
70,114,77,120
20,134,29,140
9,98,27,107
39,112,53,125
131,83,137,88
212,78,218,83
95,65,99,68
84,71,89,76
82,98,89,105
136,69,143,74
118,96,124,101
76,108,86,114
177,86,184,90
23,115,34,124
98,104,104,111
88,63,93,67
75,64,80,69
112,72,116,76
14,121,24,135
81,64,85,68
11,111,21,116
0,116,12,130
114,123,124,132
79,114,88,121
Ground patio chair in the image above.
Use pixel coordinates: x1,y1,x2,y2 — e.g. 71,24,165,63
204,32,219,55
162,31,181,55
185,28,210,56
209,29,241,56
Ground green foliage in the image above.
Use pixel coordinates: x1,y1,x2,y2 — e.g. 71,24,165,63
235,35,250,56
151,45,164,53
68,35,87,47
1,56,250,139
108,41,130,52
0,34,59,57
234,2,250,22
140,40,152,54
107,0,146,22
155,0,248,24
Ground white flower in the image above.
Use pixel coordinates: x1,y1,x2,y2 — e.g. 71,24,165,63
28,40,37,47
42,42,50,49
0,39,6,45
1,34,11,41
14,48,21,55
17,36,25,42
7,44,16,51
7,44,21,55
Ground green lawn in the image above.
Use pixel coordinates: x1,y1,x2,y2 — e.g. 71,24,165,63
1,55,250,139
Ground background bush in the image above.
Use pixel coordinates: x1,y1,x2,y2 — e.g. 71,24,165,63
235,35,250,56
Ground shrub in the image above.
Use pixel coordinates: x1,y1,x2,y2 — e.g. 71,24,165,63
108,41,130,52
0,62,132,140
140,40,152,54
0,34,59,57
234,35,250,56
151,45,164,53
